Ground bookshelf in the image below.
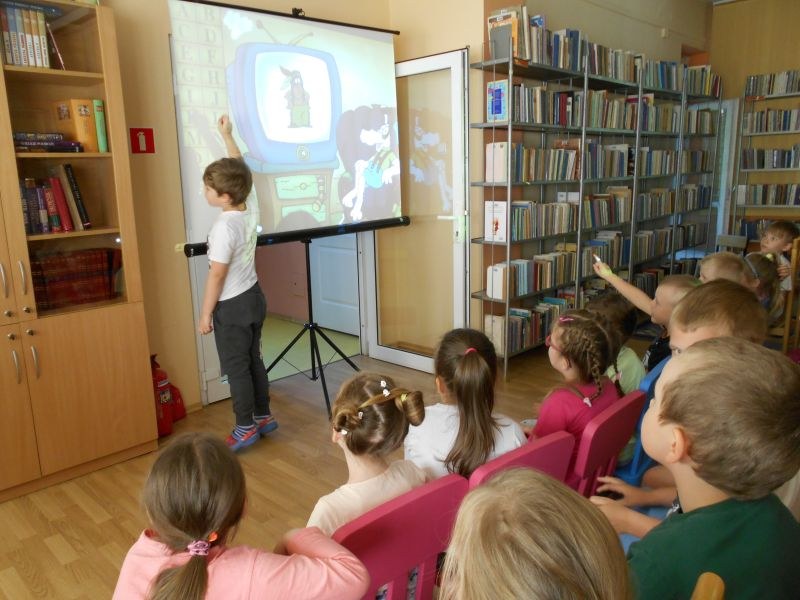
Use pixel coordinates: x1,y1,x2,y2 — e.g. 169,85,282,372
472,27,720,377
731,70,800,235
0,1,156,500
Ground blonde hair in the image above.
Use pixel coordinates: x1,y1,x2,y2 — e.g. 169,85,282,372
699,251,748,284
435,328,500,477
332,372,424,456
440,468,633,600
660,337,800,499
143,433,246,600
744,252,783,326
553,310,623,400
765,220,799,243
670,279,767,343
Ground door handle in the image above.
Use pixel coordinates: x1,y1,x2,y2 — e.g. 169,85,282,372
30,345,39,378
18,260,27,295
0,262,7,298
11,348,21,384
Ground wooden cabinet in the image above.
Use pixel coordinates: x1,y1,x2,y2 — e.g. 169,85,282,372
0,1,156,499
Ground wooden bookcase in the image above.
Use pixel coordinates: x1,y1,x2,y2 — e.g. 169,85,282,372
0,0,156,500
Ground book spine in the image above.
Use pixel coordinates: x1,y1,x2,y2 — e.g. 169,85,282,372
0,7,12,64
20,8,34,66
45,21,64,69
13,8,27,66
5,7,20,65
35,8,47,68
62,163,91,228
42,182,63,232
19,182,30,233
26,9,42,66
47,175,74,231
92,99,108,153
51,165,83,230
33,183,49,233
2,1,64,18
13,131,65,141
22,178,42,233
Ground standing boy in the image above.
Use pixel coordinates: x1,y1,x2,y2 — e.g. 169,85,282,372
627,337,800,598
199,115,277,451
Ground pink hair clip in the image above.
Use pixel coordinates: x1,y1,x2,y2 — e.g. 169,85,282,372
558,316,574,323
464,347,477,355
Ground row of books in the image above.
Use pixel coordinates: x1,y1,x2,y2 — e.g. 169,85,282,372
486,251,577,300
0,1,64,69
18,164,91,235
736,183,800,206
16,98,108,154
742,108,800,135
485,140,580,183
30,248,120,311
484,298,568,356
496,81,715,135
745,70,800,97
740,144,800,170
486,6,720,97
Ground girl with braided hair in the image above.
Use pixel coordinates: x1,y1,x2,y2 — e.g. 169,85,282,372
114,432,369,600
307,373,428,536
531,310,623,480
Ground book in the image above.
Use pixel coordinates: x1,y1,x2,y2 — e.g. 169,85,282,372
20,7,34,66
49,164,84,230
47,175,73,231
23,177,47,233
486,79,508,122
487,11,514,61
0,7,12,64
34,8,47,68
12,7,26,65
485,141,508,183
62,163,90,228
45,21,63,69
53,99,99,152
92,99,108,152
41,181,62,232
484,200,507,243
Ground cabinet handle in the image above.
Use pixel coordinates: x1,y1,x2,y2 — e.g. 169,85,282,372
11,348,21,384
18,260,27,295
30,345,39,378
0,262,7,298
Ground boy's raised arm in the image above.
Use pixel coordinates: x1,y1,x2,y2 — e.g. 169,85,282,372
218,114,242,159
593,259,653,315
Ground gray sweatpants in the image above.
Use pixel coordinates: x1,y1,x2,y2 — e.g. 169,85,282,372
213,283,270,426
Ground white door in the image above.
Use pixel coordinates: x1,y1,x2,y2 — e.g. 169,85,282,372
361,50,469,372
310,233,359,335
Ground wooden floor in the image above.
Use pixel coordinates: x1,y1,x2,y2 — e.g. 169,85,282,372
0,342,646,598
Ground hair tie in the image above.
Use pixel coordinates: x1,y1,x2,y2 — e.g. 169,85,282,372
464,347,477,355
400,393,408,403
558,316,574,323
357,411,363,419
187,540,210,556
340,428,349,435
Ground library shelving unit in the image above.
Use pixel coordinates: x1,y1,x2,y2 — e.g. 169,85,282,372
472,46,720,377
731,70,800,236
0,0,156,500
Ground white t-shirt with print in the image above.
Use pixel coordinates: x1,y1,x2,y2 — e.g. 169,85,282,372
207,201,258,301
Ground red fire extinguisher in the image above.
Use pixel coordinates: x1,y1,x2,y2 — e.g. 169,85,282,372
151,355,174,437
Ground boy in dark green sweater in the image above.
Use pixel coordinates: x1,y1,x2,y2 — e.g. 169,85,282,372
626,337,800,599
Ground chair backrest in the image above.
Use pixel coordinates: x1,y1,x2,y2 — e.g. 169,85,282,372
468,431,574,488
782,237,800,353
332,473,468,600
715,234,748,254
614,357,668,485
690,572,725,600
571,390,647,497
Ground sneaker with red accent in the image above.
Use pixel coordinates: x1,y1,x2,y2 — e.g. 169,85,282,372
225,427,260,452
256,415,279,437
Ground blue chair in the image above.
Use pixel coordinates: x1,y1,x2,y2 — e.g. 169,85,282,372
614,356,670,485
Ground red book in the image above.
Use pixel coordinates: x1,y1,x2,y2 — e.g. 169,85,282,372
41,182,63,233
47,176,74,231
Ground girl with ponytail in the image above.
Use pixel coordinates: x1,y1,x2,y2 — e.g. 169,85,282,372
114,432,368,599
307,372,428,536
404,328,526,478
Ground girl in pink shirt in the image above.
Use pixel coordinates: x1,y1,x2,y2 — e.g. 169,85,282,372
532,311,623,478
113,432,368,600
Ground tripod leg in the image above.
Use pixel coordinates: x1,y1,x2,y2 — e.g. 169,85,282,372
266,325,308,374
315,326,360,372
308,328,332,416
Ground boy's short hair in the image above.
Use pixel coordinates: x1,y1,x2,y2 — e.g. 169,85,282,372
203,157,252,206
659,274,699,306
659,337,800,499
699,251,747,284
587,291,638,342
766,220,800,242
670,279,767,343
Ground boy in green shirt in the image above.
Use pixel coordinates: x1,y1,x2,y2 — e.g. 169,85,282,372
625,337,800,599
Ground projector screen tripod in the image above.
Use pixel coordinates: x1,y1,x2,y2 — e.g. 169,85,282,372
266,239,359,415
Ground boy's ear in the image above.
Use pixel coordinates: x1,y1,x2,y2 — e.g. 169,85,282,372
782,240,793,253
665,425,691,464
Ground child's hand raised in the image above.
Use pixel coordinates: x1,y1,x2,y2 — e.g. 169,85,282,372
592,255,614,279
217,114,233,136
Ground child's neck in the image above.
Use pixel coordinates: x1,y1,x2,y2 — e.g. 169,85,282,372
671,464,731,512
559,364,588,387
222,202,245,212
343,449,390,485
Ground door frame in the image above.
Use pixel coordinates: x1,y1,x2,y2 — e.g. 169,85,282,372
360,49,470,372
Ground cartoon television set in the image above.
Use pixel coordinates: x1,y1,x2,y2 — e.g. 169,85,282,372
227,42,342,232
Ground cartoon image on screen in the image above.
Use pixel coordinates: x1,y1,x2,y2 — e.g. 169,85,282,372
169,0,399,235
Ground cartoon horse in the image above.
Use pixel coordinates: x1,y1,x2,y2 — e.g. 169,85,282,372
281,66,310,128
